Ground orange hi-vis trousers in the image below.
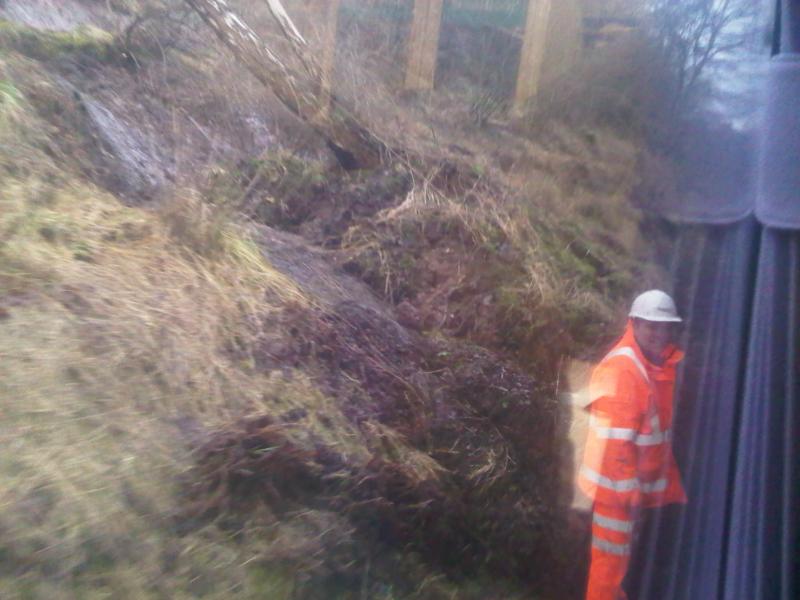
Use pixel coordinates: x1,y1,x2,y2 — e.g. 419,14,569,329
585,503,636,600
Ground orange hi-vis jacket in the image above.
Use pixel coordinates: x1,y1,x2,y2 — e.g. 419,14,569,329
578,321,687,510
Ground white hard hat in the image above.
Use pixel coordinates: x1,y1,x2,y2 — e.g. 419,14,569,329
629,290,682,322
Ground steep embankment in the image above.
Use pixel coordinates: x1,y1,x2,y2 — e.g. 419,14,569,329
0,2,655,598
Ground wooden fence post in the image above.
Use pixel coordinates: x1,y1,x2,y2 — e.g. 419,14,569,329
513,0,553,115
404,0,445,91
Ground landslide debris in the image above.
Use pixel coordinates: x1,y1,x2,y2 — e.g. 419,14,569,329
183,296,578,597
0,2,654,598
224,145,644,380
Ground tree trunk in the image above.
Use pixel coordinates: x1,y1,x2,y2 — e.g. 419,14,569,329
183,0,383,169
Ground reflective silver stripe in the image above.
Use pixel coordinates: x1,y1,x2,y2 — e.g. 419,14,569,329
589,415,637,441
593,425,637,441
593,513,634,533
581,466,668,495
604,347,650,383
641,478,668,493
592,536,631,556
634,430,669,446
580,466,639,492
589,416,670,447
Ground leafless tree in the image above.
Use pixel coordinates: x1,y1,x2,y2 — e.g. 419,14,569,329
182,0,384,168
646,0,760,116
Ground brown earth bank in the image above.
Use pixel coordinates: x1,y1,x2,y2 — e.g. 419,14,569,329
182,297,586,597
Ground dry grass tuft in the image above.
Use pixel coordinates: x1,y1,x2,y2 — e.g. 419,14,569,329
335,163,636,375
362,421,448,483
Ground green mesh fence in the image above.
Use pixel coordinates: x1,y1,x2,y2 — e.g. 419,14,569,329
337,0,526,99
340,1,528,31
443,0,527,30
340,1,412,24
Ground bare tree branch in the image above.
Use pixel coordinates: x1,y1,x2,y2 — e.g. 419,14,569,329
260,0,318,81
647,0,759,116
183,0,383,168
263,0,307,49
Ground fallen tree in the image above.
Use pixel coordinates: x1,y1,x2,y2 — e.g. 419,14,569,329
183,0,385,168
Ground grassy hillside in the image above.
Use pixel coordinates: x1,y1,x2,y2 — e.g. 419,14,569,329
0,2,665,598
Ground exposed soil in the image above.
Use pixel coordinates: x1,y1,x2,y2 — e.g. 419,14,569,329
187,295,585,595
167,223,588,596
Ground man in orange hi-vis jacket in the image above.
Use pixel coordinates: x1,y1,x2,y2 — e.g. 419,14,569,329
579,290,687,600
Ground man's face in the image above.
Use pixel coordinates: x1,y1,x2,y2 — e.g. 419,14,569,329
632,318,675,360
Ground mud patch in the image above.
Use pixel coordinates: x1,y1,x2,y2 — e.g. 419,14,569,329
79,91,168,198
256,225,389,317
187,297,582,595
